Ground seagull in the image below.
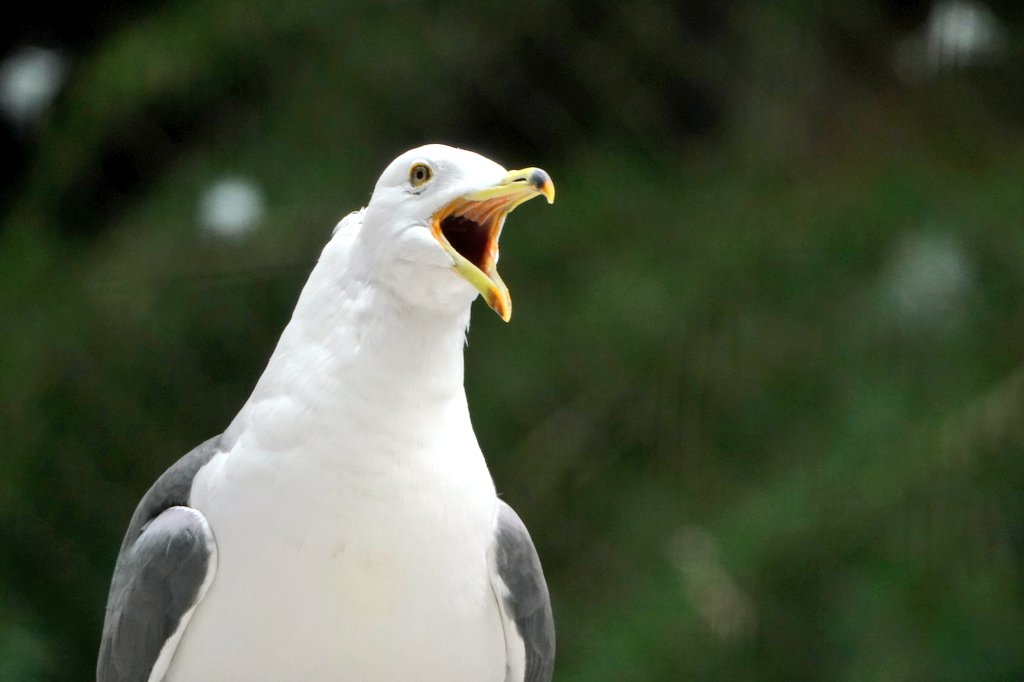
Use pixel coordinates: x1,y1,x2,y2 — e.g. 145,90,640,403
97,144,556,682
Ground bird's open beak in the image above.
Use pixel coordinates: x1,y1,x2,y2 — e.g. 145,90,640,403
431,168,555,322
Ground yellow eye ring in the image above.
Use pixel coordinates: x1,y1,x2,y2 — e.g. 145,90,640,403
409,163,433,187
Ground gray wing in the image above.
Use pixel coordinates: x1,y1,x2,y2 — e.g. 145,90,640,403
489,500,555,682
97,437,222,682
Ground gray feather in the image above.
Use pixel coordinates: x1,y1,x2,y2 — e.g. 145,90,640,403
97,436,222,682
493,500,555,682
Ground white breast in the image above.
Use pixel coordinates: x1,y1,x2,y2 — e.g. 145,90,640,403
165,396,506,681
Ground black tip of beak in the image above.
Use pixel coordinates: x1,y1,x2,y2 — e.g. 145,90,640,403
529,169,550,192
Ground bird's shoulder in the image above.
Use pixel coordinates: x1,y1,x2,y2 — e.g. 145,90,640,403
117,435,223,552
98,436,223,682
490,499,555,682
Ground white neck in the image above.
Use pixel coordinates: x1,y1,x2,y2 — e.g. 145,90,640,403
223,236,474,457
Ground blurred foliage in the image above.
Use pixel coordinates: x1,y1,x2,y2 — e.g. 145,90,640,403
2,1,1024,680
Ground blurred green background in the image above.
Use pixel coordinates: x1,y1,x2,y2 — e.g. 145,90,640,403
3,1,1023,679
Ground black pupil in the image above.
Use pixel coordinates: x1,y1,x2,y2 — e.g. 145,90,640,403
415,167,427,182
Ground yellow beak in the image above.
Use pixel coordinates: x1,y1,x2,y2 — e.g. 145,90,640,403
431,167,555,321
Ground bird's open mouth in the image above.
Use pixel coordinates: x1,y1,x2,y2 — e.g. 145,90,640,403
430,168,554,322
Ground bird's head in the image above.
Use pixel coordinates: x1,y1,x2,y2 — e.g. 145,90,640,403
354,144,554,322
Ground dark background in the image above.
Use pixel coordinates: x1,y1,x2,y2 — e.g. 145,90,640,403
3,1,1023,679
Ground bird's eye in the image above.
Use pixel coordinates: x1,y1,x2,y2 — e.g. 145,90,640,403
409,163,433,188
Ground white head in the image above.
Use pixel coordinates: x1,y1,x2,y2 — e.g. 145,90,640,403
347,144,554,322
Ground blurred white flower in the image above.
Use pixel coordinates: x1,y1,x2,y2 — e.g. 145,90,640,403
881,232,974,332
669,526,756,639
198,177,265,239
0,46,67,126
895,0,1005,79
927,0,1005,67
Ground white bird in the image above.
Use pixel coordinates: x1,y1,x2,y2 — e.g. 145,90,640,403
97,144,556,682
